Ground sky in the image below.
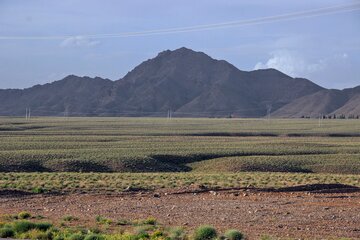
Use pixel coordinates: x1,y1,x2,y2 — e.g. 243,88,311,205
0,0,359,90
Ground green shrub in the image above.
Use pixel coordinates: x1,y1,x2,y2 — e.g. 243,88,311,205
168,227,186,240
116,219,130,226
133,226,150,239
136,231,149,239
23,229,50,240
18,211,31,219
224,229,244,240
32,187,46,194
89,228,101,234
84,234,105,240
36,222,53,231
53,236,65,240
143,217,157,225
0,227,15,238
69,233,85,240
95,216,112,225
151,230,163,238
194,226,217,240
13,221,36,233
63,215,79,222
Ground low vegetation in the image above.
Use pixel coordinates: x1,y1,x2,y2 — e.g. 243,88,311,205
0,172,359,193
0,213,245,240
0,117,359,174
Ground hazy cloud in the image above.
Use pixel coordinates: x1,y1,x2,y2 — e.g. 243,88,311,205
254,50,326,77
60,36,100,47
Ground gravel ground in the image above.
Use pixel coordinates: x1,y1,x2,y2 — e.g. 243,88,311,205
0,188,360,239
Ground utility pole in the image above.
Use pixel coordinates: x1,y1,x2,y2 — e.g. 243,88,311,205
25,108,28,120
28,108,31,119
64,106,69,120
266,104,272,120
167,109,172,120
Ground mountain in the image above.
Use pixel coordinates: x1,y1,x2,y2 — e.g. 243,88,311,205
0,76,113,116
98,47,323,117
272,86,360,118
0,47,357,118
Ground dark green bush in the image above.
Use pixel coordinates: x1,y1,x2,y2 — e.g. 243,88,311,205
13,221,36,233
18,211,31,219
224,229,244,240
194,225,217,240
36,222,53,231
0,227,15,238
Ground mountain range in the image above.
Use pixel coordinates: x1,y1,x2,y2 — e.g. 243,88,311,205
0,47,359,118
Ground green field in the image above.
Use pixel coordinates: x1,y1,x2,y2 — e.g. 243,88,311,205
1,117,360,192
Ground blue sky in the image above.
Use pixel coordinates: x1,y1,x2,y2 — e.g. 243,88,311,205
0,0,359,89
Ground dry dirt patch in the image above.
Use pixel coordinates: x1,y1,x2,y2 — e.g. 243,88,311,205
0,186,359,239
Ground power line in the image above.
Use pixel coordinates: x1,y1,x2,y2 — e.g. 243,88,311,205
0,3,359,40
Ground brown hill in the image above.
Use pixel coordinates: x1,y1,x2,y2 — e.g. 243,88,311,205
273,86,360,118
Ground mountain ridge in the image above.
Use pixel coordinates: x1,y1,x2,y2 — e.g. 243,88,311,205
0,47,358,117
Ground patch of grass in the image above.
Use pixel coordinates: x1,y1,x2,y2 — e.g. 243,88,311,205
224,229,244,240
32,187,46,194
193,225,217,240
0,227,15,238
62,215,79,222
13,221,37,233
168,227,186,240
142,217,157,225
68,233,85,240
84,234,104,240
18,211,31,219
116,219,130,226
36,222,53,231
95,216,112,225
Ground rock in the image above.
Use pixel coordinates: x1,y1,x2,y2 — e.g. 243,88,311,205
153,193,160,198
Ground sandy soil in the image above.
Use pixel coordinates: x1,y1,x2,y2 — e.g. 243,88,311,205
0,188,360,239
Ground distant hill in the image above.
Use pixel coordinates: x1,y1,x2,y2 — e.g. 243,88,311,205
272,86,360,118
0,47,358,118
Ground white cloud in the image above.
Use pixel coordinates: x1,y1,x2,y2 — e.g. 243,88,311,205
60,36,100,47
254,50,325,77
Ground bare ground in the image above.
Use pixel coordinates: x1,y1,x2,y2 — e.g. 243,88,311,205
0,187,360,239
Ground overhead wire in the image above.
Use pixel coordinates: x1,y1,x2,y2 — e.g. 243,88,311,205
0,3,359,40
